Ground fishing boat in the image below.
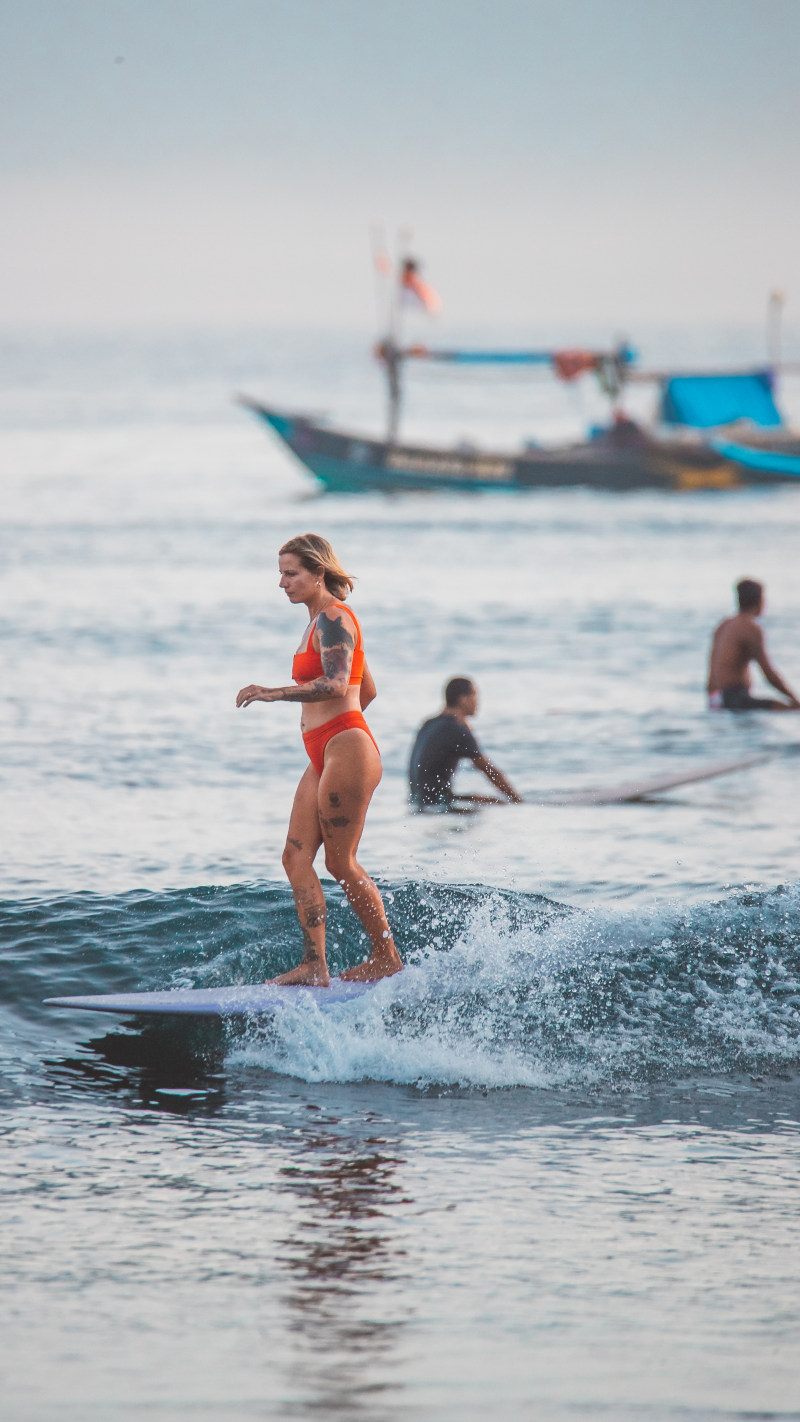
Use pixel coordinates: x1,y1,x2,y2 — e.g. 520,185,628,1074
238,258,800,493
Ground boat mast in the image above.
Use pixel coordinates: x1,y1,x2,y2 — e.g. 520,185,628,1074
767,290,785,372
384,229,411,444
370,225,404,444
383,341,402,445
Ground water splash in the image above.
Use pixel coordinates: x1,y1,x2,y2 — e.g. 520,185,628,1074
5,879,800,1090
231,881,800,1088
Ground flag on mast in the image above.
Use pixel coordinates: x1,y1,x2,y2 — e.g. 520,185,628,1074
400,258,442,313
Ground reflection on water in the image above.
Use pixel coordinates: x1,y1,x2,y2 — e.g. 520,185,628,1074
42,1019,229,1113
277,1113,411,1416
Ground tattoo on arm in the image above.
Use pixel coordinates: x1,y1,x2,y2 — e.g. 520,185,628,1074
317,612,355,652
320,643,351,682
274,611,356,702
283,666,347,701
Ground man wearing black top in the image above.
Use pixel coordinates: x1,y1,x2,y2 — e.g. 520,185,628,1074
408,677,523,810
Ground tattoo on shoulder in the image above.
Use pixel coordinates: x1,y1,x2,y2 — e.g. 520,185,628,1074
317,611,355,651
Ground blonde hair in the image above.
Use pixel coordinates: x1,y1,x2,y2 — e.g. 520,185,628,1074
279,533,355,600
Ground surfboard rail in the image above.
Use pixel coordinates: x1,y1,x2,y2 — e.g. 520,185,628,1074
44,980,376,1018
539,752,772,806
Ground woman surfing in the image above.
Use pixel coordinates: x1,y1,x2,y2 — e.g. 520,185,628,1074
236,534,403,986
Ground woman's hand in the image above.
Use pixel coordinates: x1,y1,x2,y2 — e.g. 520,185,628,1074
236,685,281,708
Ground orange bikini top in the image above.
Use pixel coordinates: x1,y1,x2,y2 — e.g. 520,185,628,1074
292,600,365,686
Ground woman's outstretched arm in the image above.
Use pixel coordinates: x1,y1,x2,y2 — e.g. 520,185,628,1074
236,607,355,707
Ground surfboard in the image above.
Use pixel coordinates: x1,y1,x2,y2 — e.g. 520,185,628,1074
541,752,772,806
44,979,376,1018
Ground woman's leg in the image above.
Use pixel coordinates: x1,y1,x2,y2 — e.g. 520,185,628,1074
318,729,403,982
271,764,329,985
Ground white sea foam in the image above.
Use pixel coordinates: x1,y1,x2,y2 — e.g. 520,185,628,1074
229,886,800,1088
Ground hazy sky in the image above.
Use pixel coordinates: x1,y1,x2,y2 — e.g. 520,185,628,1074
2,0,799,331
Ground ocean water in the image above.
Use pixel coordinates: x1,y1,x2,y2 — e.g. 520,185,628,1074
2,328,800,1420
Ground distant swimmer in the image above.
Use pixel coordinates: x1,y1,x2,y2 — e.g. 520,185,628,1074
408,677,523,810
707,578,800,712
236,533,402,985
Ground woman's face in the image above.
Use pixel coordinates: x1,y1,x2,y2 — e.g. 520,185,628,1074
278,553,321,603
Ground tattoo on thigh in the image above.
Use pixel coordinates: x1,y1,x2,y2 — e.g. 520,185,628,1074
287,836,303,851
328,792,340,806
328,815,351,828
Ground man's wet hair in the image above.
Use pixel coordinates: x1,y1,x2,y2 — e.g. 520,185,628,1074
736,578,763,612
445,677,475,707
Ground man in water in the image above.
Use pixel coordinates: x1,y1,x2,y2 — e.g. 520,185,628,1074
707,578,800,712
408,677,523,809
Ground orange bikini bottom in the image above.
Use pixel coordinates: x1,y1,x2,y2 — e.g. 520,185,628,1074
302,711,380,776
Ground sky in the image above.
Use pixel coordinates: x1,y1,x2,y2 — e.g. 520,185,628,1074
2,0,799,333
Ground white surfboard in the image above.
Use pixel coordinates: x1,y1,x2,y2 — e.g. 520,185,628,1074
540,752,772,806
44,980,377,1018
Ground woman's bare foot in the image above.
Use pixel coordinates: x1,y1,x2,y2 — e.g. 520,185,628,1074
339,945,403,982
267,963,331,987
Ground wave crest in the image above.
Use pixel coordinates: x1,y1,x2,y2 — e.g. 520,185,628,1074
5,880,800,1089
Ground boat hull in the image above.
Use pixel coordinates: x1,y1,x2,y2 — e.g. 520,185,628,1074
238,398,800,493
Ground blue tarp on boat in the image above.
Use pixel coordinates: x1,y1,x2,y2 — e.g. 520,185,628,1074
710,438,800,477
659,371,782,429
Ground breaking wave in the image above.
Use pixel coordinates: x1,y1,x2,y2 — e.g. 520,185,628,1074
4,879,800,1089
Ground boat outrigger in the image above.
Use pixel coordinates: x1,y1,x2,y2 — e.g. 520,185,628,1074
238,257,800,493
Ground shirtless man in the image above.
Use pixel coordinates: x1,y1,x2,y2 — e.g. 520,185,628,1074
409,677,523,809
707,579,800,712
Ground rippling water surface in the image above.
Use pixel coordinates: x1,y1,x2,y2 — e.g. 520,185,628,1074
2,330,800,1420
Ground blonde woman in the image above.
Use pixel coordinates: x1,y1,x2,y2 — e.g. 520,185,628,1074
236,534,402,986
